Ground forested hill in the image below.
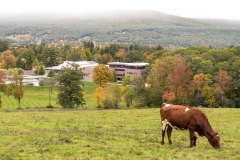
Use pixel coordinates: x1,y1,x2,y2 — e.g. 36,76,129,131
1,10,240,47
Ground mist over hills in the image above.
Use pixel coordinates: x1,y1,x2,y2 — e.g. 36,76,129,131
1,10,240,47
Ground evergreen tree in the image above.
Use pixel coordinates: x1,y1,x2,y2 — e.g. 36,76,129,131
38,66,45,75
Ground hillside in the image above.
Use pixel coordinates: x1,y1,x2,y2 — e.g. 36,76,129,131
1,11,240,47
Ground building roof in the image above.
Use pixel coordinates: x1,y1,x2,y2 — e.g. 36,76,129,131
45,61,99,71
108,62,149,67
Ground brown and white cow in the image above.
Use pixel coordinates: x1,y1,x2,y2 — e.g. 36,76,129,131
160,103,220,149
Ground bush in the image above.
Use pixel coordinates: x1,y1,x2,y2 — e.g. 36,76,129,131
102,97,115,109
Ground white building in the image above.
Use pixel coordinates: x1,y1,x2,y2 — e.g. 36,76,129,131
45,61,99,82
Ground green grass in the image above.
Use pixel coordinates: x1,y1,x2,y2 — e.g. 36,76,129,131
0,108,239,159
1,81,98,110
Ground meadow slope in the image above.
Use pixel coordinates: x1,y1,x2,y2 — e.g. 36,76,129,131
0,108,239,159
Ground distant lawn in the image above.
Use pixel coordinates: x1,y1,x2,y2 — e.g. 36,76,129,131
0,108,239,159
1,81,98,110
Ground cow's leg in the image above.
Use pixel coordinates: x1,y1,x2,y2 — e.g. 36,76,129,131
188,128,195,147
193,132,198,146
167,126,173,144
161,120,168,145
193,136,197,146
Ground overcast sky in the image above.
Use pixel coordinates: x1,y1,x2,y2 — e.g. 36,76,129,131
1,0,240,20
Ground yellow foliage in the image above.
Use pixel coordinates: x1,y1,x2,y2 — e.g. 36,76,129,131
120,86,127,93
93,64,114,86
94,86,106,108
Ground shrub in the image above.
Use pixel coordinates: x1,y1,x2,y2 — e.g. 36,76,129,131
102,96,115,109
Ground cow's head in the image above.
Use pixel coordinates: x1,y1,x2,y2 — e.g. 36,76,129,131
206,132,220,149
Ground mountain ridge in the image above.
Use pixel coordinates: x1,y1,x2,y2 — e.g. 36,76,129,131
1,10,240,47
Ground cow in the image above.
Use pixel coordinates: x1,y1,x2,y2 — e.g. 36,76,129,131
160,103,220,149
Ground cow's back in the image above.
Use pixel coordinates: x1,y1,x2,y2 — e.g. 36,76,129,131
160,104,197,130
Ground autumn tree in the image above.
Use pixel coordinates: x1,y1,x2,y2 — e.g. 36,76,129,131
94,86,106,108
57,63,85,108
214,70,232,106
115,49,126,62
146,57,174,106
102,85,126,109
93,64,114,86
0,50,16,69
189,73,215,106
162,92,176,103
8,68,24,108
167,57,192,104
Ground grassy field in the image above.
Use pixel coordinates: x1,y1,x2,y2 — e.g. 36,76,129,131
0,108,239,159
0,81,98,110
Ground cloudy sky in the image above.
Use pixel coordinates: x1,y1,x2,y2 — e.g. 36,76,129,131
1,0,240,20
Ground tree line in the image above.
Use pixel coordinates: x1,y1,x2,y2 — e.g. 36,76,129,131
0,39,239,108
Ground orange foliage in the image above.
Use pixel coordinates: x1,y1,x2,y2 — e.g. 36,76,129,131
162,92,176,102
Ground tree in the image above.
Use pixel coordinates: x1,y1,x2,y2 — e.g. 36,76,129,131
8,68,24,108
93,64,114,86
38,66,45,75
146,57,174,106
57,63,85,108
42,72,57,107
214,70,232,106
102,85,125,109
0,50,16,69
42,47,59,67
122,75,131,86
168,57,192,104
85,48,92,61
0,70,7,108
16,48,36,70
187,56,213,75
189,73,213,106
83,41,95,52
115,49,126,62
132,76,149,107
111,84,122,108
0,40,9,52
123,86,135,107
162,92,176,103
47,69,55,77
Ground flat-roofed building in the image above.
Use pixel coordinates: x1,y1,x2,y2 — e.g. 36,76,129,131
45,61,99,82
108,62,149,80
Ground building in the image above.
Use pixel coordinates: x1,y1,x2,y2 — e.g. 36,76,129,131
108,62,149,81
45,61,99,82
